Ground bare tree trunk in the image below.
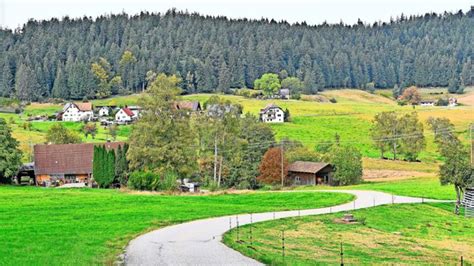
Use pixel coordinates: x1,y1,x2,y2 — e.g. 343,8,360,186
218,156,223,187
392,142,397,160
213,136,218,183
455,185,461,215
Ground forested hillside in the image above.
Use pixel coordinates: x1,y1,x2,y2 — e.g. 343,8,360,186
0,9,473,101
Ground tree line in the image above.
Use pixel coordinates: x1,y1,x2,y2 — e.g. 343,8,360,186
1,9,473,101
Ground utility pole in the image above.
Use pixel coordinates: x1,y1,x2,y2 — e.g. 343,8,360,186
213,136,218,183
280,142,284,187
470,123,473,166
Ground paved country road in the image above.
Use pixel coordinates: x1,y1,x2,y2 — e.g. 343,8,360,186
124,190,449,266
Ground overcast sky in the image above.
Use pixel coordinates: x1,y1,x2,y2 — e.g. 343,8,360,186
0,0,472,29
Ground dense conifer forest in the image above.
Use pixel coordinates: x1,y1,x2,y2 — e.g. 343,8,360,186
0,8,473,101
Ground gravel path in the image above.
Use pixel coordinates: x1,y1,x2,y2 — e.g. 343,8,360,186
124,190,448,266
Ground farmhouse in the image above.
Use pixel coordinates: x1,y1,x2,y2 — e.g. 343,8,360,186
259,104,285,123
98,106,111,117
287,161,333,185
33,142,124,186
115,107,136,123
60,102,93,121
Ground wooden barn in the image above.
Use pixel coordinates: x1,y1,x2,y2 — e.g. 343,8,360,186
34,142,124,186
287,161,334,186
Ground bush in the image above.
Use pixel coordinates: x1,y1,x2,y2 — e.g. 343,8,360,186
128,171,161,191
128,171,179,191
234,88,263,98
397,99,408,106
160,171,178,191
435,98,449,106
329,97,337,103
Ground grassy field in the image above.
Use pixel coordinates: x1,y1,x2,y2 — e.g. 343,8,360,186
0,186,353,265
1,88,472,163
224,203,474,265
185,89,473,162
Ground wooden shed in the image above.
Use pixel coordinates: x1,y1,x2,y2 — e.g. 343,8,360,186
287,161,333,186
34,142,124,186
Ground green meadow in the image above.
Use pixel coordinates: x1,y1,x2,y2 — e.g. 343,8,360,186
224,203,474,265
0,187,353,265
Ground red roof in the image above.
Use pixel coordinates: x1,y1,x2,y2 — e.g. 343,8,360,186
34,142,124,175
122,107,134,117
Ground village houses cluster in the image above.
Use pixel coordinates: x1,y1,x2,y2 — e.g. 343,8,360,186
58,102,142,124
57,101,288,124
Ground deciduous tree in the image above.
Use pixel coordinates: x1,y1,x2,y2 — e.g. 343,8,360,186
46,124,82,144
254,73,281,97
257,147,288,186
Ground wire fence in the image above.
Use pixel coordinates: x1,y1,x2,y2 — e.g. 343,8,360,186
228,224,470,265
226,200,471,265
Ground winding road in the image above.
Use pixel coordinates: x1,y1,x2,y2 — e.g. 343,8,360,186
124,190,448,265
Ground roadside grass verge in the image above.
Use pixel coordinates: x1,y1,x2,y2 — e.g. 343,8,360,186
0,186,353,265
224,203,473,265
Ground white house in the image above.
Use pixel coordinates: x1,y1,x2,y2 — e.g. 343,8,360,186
115,107,136,123
61,102,93,122
259,104,285,123
98,107,110,117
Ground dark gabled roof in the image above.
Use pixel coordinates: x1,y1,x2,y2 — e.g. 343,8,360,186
175,101,201,111
259,103,282,114
34,142,124,175
288,161,331,174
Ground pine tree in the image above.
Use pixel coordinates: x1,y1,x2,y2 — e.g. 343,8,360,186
52,66,68,99
15,64,40,101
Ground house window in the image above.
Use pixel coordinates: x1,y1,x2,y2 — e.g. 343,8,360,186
295,176,301,184
277,114,281,117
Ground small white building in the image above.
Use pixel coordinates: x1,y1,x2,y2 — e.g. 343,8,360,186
259,104,285,123
448,98,458,107
115,107,136,123
420,100,435,107
61,102,93,122
98,107,110,117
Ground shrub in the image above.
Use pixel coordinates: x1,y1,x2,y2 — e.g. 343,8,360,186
435,98,449,106
234,88,263,98
329,97,337,103
128,171,161,191
160,171,178,191
128,171,179,191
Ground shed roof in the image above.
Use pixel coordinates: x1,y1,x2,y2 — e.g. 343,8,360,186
34,142,124,175
288,161,331,174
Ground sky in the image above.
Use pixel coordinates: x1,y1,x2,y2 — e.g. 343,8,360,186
0,0,472,29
